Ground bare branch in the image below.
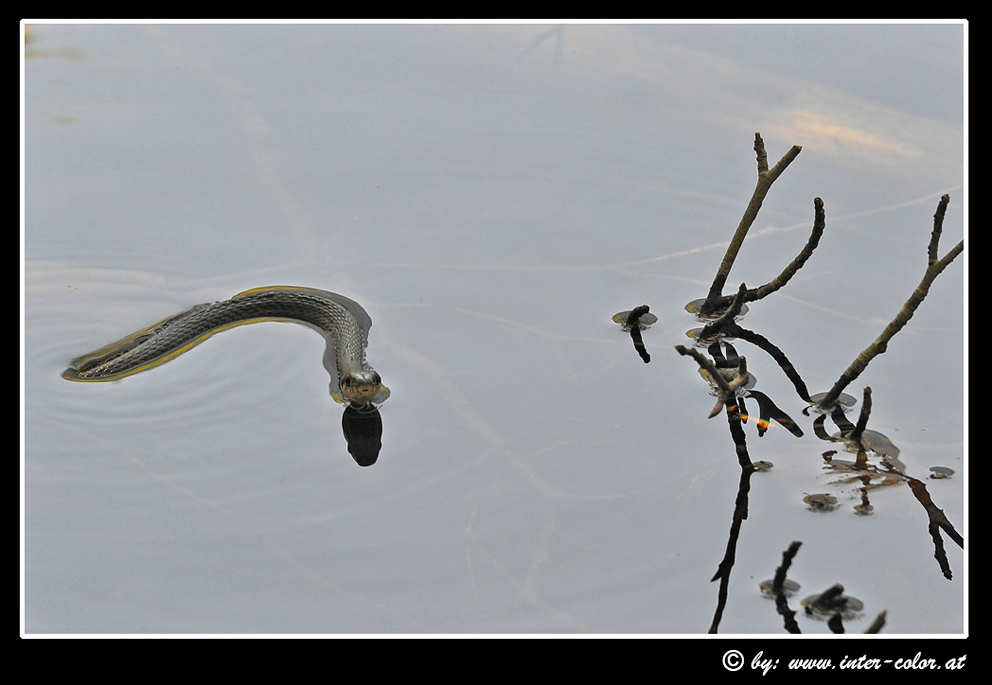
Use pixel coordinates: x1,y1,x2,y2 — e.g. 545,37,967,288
820,238,963,407
701,133,802,315
704,197,826,312
752,197,826,300
928,194,950,266
819,196,962,408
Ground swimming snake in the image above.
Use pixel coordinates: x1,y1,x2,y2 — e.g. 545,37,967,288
62,286,390,408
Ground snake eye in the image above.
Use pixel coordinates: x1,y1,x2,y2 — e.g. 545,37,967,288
344,370,380,387
341,370,383,404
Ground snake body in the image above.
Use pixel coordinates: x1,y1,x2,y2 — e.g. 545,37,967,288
62,286,389,407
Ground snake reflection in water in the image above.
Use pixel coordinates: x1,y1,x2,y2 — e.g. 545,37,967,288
62,285,389,465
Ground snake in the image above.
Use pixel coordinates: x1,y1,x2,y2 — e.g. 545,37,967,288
62,285,390,408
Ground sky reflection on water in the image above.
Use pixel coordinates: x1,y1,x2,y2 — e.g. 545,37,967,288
23,21,965,635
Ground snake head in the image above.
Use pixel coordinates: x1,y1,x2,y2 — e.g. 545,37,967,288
340,369,386,406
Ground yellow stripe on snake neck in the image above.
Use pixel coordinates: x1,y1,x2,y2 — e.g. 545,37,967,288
62,286,389,407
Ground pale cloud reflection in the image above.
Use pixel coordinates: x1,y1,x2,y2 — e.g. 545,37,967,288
764,84,960,181
495,23,960,183
778,110,916,159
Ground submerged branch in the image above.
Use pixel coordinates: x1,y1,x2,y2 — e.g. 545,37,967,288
907,477,963,580
771,541,803,634
850,386,872,443
864,611,887,634
675,344,737,397
625,305,652,363
748,390,804,437
676,344,752,423
725,394,753,468
701,133,802,316
698,283,748,340
722,322,812,402
708,460,755,633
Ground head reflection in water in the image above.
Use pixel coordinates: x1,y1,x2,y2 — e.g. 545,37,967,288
341,403,384,466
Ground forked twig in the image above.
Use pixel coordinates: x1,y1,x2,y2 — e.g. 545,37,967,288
700,133,803,316
705,197,827,314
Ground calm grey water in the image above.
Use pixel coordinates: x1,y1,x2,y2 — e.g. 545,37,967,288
23,22,965,634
